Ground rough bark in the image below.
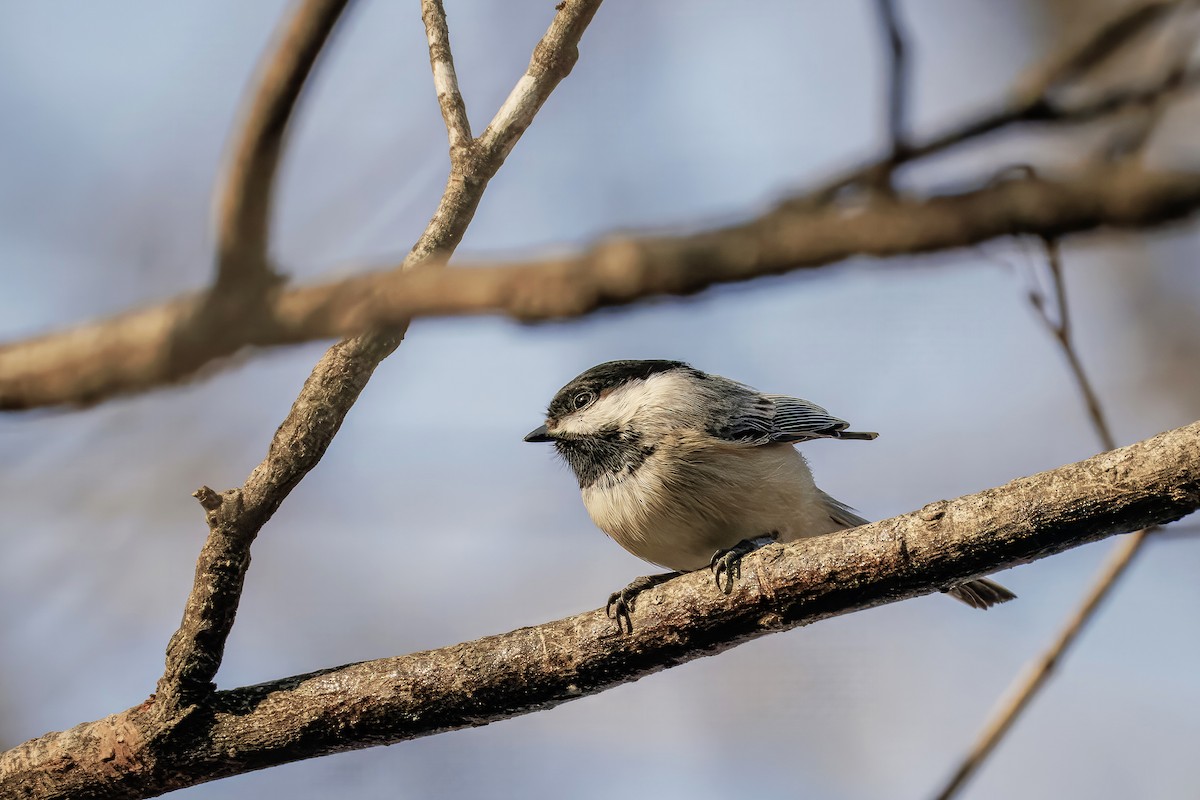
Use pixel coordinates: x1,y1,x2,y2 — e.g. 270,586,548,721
3,420,1197,800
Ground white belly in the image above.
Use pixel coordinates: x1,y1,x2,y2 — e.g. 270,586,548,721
580,440,845,572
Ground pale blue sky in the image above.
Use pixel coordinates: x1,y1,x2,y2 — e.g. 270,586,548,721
1,2,1198,798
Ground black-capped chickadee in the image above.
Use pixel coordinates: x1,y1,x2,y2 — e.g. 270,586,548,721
525,360,1014,631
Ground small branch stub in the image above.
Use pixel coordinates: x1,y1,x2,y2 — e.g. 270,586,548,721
192,486,223,511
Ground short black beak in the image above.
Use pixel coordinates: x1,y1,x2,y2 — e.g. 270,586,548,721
524,424,554,443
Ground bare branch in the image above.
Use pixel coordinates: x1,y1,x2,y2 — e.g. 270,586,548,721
933,237,1142,799
153,0,604,715
816,59,1200,202
1104,4,1200,159
213,0,351,293
873,0,911,167
1014,0,1182,102
934,529,1149,800
3,2,1196,412
5,420,1199,799
475,0,600,164
3,161,1200,412
421,0,472,157
1031,238,1115,450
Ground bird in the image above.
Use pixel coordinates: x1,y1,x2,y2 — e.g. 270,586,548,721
524,359,1015,632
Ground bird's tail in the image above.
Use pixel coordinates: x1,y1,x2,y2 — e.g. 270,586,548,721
944,578,1017,609
833,430,878,440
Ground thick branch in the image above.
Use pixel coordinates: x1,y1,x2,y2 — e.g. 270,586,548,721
5,420,1198,800
153,0,604,714
213,0,350,293
3,162,1199,411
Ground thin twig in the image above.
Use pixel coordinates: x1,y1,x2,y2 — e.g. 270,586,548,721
815,63,1200,203
1015,0,1182,101
1033,238,1115,450
817,1,1192,201
1105,4,1200,160
421,0,473,158
213,0,351,293
155,0,604,716
932,237,1152,800
475,1,597,164
873,0,910,168
934,530,1150,800
6,420,1200,799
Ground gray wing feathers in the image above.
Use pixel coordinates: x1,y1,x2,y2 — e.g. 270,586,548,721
761,395,878,444
704,377,878,445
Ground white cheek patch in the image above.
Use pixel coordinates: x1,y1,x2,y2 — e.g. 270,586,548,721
552,371,694,436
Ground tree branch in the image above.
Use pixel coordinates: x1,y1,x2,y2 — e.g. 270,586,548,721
3,4,1197,413
153,0,604,715
5,420,1198,799
933,529,1149,800
933,237,1149,799
420,0,472,160
3,161,1200,412
815,54,1200,201
873,0,911,174
212,0,351,293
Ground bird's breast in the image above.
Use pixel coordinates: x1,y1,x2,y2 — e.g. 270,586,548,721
580,440,842,571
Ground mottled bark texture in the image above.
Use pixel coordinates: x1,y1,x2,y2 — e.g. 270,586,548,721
154,0,603,717
4,420,1197,800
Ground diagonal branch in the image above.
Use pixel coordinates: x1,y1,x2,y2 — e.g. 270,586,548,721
933,530,1150,800
213,0,352,293
4,24,1198,411
421,0,472,158
153,0,604,716
4,161,1200,412
816,52,1200,201
5,420,1198,800
932,237,1149,799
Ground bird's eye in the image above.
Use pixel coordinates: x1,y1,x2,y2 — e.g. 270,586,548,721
572,390,595,410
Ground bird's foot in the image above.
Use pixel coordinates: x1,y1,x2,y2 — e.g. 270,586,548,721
710,533,778,595
606,572,680,634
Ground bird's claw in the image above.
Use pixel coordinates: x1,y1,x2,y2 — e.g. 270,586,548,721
710,549,742,595
606,588,636,634
709,534,777,595
603,572,679,634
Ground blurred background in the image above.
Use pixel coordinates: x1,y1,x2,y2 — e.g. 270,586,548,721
1,1,1198,798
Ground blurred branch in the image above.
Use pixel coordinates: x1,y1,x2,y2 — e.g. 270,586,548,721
3,0,1199,411
873,0,910,179
934,237,1152,799
817,37,1200,200
153,0,604,714
5,160,1200,412
5,421,1199,799
1104,3,1200,159
212,0,351,294
934,530,1150,800
1018,0,1181,97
